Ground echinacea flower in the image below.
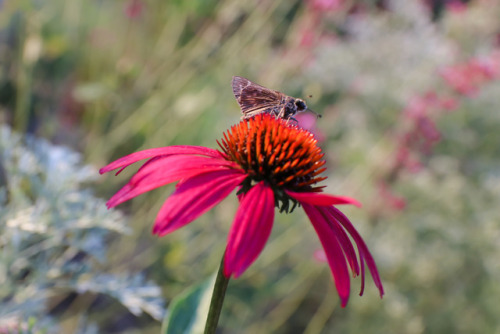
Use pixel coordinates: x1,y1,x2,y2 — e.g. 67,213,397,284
100,114,384,306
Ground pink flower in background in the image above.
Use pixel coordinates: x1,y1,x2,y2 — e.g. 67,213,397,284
395,145,423,173
470,56,500,79
101,114,384,307
394,93,443,171
440,64,478,96
379,89,452,210
124,0,144,19
313,249,328,263
446,0,468,13
299,28,317,48
378,182,406,211
439,96,459,111
440,53,500,96
308,0,344,12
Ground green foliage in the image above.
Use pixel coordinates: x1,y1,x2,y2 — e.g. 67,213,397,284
162,274,215,334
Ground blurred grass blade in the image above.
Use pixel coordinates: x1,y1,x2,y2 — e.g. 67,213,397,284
162,274,216,334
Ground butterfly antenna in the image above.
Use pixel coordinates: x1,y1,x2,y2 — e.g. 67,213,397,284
307,108,322,119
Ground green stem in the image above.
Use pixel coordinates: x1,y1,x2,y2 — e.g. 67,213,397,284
204,255,230,334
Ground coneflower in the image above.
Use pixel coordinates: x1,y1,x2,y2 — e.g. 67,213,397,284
100,114,383,311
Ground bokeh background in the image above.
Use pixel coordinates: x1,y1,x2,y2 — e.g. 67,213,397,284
1,0,500,333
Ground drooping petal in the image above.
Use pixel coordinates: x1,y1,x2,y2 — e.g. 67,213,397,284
359,250,366,296
301,203,351,307
129,155,236,186
316,206,360,277
286,190,362,207
105,155,239,208
224,182,275,278
99,145,223,175
152,170,246,236
327,206,384,298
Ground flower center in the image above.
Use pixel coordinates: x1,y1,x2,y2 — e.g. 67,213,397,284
217,114,327,212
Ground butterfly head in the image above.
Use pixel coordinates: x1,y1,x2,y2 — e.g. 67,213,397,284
294,98,321,118
294,99,307,112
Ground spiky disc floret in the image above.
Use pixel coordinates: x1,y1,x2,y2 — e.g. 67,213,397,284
217,114,327,212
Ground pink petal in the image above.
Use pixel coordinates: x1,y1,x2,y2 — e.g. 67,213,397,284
99,145,223,175
224,182,275,278
316,206,360,277
129,155,235,188
327,206,384,298
286,190,362,207
108,166,238,208
106,155,239,208
359,250,366,296
302,203,351,307
152,170,246,236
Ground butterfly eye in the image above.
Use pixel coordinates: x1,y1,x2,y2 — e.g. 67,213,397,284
295,100,306,111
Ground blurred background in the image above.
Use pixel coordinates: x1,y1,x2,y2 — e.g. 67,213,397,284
1,0,500,333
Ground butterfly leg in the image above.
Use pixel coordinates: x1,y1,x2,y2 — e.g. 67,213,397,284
277,108,286,119
287,117,299,125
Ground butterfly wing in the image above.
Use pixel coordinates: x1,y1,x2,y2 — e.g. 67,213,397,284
232,76,284,118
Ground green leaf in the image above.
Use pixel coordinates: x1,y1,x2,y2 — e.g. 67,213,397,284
162,274,216,334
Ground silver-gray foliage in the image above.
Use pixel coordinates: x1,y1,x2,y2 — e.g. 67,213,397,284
0,125,165,331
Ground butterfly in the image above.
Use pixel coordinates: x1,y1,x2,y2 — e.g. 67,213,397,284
231,76,319,121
